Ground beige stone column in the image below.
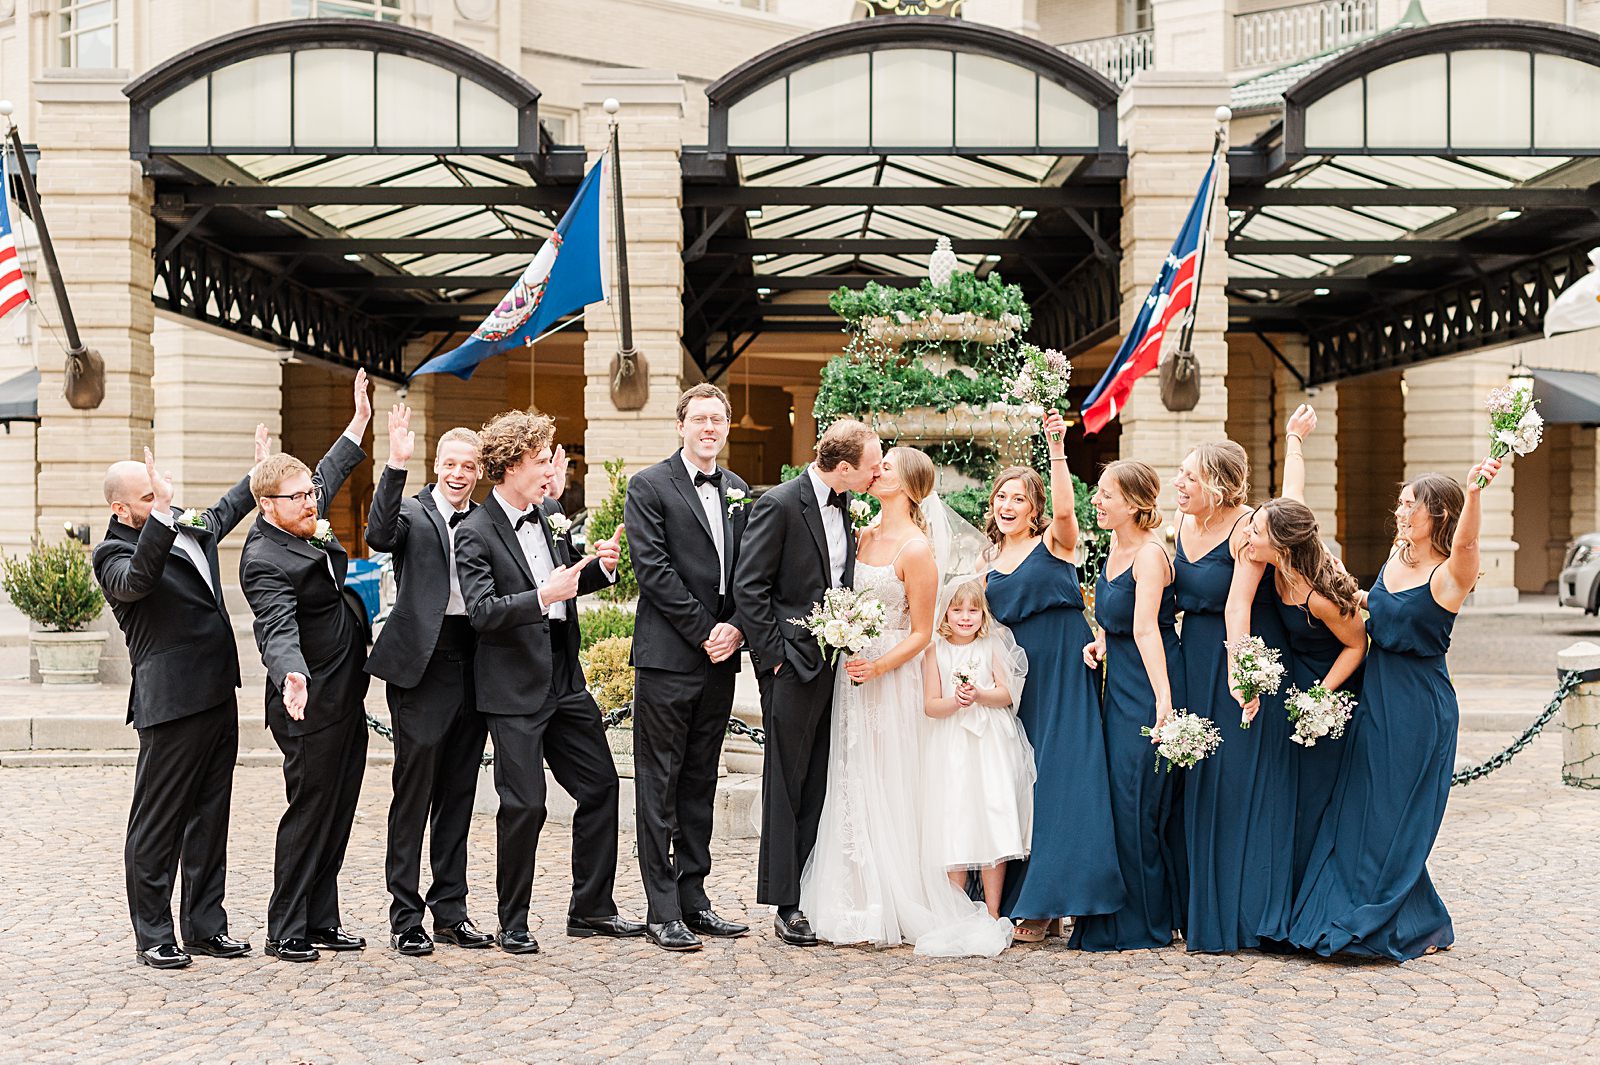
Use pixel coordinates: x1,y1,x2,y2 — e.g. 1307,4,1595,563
579,71,690,508
1403,351,1518,605
784,384,819,467
1152,0,1231,72
1278,372,1340,553
1336,371,1404,582
1224,335,1274,502
1116,74,1231,512
1570,427,1600,537
373,373,428,485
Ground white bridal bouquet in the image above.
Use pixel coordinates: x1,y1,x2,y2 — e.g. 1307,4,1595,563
1480,378,1543,488
790,588,887,671
1226,635,1285,728
1285,684,1357,748
1141,710,1223,773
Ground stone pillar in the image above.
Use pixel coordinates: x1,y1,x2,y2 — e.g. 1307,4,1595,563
579,70,689,508
373,373,428,484
784,384,819,467
1116,73,1231,512
1403,351,1518,605
1559,641,1600,790
1278,372,1340,553
1570,427,1600,537
1224,335,1274,502
1152,0,1231,72
1336,371,1404,582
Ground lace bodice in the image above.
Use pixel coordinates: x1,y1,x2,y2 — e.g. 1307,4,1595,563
854,560,911,648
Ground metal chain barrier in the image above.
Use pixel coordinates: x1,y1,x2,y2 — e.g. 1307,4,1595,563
1451,668,1582,787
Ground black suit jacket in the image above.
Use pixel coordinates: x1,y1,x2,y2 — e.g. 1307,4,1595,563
624,452,747,675
364,467,475,688
454,493,613,716
92,477,256,729
239,435,368,737
731,471,856,684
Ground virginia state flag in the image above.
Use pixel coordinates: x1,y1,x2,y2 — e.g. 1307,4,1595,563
1081,158,1218,435
412,156,608,379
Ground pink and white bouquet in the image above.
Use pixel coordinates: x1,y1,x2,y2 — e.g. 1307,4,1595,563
1141,709,1222,773
1480,377,1542,488
1006,344,1073,415
790,587,886,668
1226,635,1284,728
1285,684,1356,748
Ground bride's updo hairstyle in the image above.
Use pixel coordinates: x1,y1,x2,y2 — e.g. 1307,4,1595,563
1188,441,1250,524
985,465,1048,544
889,445,936,534
1102,460,1162,530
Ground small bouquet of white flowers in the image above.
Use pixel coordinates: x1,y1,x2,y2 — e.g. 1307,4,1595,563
790,587,886,670
951,668,974,690
307,518,334,548
1480,378,1543,488
1226,635,1285,728
1141,709,1222,773
1007,343,1072,415
1285,684,1356,747
848,498,874,530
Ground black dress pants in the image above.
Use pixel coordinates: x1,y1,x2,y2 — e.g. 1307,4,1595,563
632,664,735,924
755,664,834,908
385,616,486,932
125,698,238,950
268,707,368,941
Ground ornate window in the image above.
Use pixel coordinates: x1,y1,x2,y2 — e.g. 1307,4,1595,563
290,0,402,20
58,0,116,68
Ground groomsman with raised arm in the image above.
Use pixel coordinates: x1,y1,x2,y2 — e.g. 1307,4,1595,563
94,429,270,970
625,384,752,952
239,370,372,964
452,410,643,955
364,405,494,956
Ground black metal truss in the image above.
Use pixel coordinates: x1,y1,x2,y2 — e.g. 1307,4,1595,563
1026,254,1120,358
153,224,408,381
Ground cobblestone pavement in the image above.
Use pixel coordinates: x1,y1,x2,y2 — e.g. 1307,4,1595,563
0,728,1594,1064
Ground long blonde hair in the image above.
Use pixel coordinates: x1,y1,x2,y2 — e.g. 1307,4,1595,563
889,446,936,534
1188,441,1250,527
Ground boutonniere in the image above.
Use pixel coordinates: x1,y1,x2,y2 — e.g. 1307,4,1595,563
306,518,334,549
546,513,573,540
848,498,873,530
177,508,206,530
725,486,752,516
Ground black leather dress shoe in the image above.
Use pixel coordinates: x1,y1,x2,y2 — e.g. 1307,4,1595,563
308,927,366,951
645,920,703,952
265,938,319,963
136,944,192,970
565,914,647,938
685,909,749,938
496,930,540,955
434,918,494,949
391,926,433,956
183,934,251,958
774,910,818,947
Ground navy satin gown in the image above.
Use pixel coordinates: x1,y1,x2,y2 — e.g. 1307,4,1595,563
1275,591,1364,892
1070,559,1187,951
989,541,1125,920
1174,530,1298,953
1289,565,1459,961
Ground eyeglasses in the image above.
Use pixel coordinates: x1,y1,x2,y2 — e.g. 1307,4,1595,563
262,483,323,506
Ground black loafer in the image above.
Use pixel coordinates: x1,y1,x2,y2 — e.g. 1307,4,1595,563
496,930,540,955
135,944,192,970
183,934,251,958
774,910,818,947
265,938,319,963
308,926,366,951
434,918,494,949
685,909,749,938
645,920,703,952
391,926,433,956
565,914,647,938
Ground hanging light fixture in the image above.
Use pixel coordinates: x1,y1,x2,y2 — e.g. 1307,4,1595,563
737,357,771,431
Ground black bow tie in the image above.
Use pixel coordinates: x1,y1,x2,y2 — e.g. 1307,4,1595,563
514,509,539,532
694,469,723,488
448,510,467,529
826,490,849,511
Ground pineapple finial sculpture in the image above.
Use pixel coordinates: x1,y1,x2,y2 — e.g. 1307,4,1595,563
929,236,956,288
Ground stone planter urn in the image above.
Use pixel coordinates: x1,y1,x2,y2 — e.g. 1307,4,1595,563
33,629,107,685
606,726,635,778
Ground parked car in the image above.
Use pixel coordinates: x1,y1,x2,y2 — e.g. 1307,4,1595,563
1559,534,1600,614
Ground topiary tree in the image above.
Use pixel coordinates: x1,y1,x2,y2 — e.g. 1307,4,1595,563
586,456,636,602
581,635,635,717
1,539,105,632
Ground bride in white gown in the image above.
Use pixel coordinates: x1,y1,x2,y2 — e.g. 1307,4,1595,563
798,446,1013,957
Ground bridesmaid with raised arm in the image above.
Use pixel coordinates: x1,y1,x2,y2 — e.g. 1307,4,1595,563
986,413,1124,943
1290,457,1502,961
1070,460,1186,952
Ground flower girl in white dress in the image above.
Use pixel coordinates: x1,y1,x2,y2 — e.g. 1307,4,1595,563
920,579,1036,922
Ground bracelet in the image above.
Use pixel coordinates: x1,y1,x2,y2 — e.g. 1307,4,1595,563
1050,455,1068,462
1286,433,1303,444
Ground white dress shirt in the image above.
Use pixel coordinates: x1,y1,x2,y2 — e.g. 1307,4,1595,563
431,486,468,616
149,508,215,598
806,464,848,588
681,451,727,594
494,488,572,621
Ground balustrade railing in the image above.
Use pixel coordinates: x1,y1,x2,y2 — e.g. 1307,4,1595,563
1060,29,1155,87
1234,0,1377,70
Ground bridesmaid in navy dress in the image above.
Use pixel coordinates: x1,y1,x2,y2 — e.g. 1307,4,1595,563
986,412,1124,942
1290,458,1502,961
1071,460,1185,952
1172,439,1297,953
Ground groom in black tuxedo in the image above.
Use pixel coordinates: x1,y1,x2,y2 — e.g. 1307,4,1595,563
94,430,268,970
732,417,882,946
625,384,751,952
239,370,372,963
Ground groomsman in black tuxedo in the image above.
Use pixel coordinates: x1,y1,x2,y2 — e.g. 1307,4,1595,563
732,418,881,946
239,369,372,964
365,405,494,956
94,429,270,970
625,384,751,952
453,409,643,955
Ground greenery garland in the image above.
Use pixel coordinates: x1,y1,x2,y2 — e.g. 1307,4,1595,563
828,272,1032,331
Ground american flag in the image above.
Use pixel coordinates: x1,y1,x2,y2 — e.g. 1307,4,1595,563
1081,158,1219,435
0,150,30,321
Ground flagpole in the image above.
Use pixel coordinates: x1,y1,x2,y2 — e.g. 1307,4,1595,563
1174,106,1230,355
604,99,648,410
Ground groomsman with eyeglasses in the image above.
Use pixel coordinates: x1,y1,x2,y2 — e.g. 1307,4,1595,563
364,404,494,956
239,370,372,963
